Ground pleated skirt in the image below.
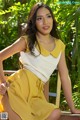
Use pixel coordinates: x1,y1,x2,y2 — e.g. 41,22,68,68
0,69,58,120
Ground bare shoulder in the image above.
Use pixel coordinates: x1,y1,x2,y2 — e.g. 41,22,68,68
58,51,66,69
13,35,27,51
11,35,29,50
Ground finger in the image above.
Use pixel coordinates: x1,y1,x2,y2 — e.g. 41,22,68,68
0,84,7,91
0,87,6,92
0,90,7,95
0,85,7,95
1,83,6,88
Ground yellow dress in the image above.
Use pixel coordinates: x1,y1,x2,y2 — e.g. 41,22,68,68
0,37,65,120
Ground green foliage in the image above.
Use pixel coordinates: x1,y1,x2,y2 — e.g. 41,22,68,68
72,92,80,109
0,1,30,70
49,70,57,103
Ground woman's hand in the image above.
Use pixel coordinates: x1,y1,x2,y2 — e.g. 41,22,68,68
0,82,9,96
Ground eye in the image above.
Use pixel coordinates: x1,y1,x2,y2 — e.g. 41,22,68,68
47,15,52,18
36,17,42,21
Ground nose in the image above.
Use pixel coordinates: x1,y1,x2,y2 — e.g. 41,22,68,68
43,17,48,24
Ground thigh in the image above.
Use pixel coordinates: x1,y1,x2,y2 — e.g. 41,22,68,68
1,93,21,120
46,108,61,120
30,97,59,120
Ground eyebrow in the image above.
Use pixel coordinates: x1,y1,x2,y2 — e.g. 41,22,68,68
36,13,51,17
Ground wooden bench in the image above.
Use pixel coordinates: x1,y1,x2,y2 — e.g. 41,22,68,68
48,72,80,120
4,70,80,120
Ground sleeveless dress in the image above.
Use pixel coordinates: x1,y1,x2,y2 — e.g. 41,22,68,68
0,36,65,120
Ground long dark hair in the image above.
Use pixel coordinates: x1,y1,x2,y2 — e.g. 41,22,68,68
25,2,59,55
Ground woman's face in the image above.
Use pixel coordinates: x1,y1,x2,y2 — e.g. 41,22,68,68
35,7,53,35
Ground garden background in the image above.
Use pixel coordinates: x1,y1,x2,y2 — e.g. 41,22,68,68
0,0,80,110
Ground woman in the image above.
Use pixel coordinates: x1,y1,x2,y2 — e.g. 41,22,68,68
0,2,80,120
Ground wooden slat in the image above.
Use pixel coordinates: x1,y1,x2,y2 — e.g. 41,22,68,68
56,72,61,107
60,115,80,120
4,70,16,75
61,111,80,116
49,72,61,107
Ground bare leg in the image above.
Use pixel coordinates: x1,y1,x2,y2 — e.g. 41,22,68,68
46,108,61,120
1,93,21,120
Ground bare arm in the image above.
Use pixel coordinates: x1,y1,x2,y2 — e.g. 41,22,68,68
58,51,80,113
44,81,49,101
0,36,27,83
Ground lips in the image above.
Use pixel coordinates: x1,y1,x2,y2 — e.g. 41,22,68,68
42,26,50,30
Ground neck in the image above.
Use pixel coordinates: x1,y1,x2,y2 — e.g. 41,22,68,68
36,33,52,43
